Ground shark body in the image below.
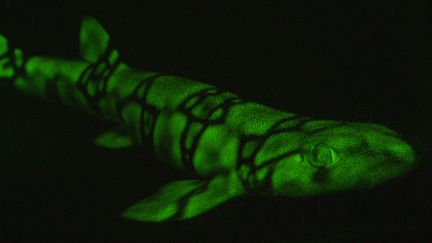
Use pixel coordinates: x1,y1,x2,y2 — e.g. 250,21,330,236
0,17,417,222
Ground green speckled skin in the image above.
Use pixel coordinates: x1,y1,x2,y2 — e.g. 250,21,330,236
0,16,417,222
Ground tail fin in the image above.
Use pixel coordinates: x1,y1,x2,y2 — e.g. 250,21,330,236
0,34,13,79
0,34,25,81
0,34,7,55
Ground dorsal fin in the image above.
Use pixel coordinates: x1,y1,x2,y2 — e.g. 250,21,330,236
80,16,110,63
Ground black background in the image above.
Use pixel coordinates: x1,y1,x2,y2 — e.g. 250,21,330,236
1,0,431,242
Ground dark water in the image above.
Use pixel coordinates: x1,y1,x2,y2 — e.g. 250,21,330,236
1,1,431,242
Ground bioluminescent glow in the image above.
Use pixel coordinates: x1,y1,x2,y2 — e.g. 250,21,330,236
0,16,417,222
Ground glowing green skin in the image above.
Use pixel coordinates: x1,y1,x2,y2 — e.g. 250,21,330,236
0,17,417,222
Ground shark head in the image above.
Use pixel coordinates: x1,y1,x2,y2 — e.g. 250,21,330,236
265,120,417,197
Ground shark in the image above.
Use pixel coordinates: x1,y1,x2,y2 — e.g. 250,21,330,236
0,16,417,222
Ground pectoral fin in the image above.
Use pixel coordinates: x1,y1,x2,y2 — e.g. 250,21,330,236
122,172,244,222
94,127,134,149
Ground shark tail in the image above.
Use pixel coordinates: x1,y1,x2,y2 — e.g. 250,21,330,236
0,34,25,84
1,16,118,84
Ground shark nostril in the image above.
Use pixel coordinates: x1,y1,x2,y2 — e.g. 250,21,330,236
312,168,329,184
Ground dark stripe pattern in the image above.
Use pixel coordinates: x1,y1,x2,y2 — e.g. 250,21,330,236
177,88,244,176
236,117,348,193
116,73,163,147
76,43,121,114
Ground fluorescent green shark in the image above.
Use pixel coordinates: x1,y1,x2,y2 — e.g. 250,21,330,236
0,16,417,222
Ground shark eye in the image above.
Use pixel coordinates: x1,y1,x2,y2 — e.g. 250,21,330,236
308,144,338,167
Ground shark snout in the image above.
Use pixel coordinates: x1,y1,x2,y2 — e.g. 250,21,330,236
386,137,417,165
